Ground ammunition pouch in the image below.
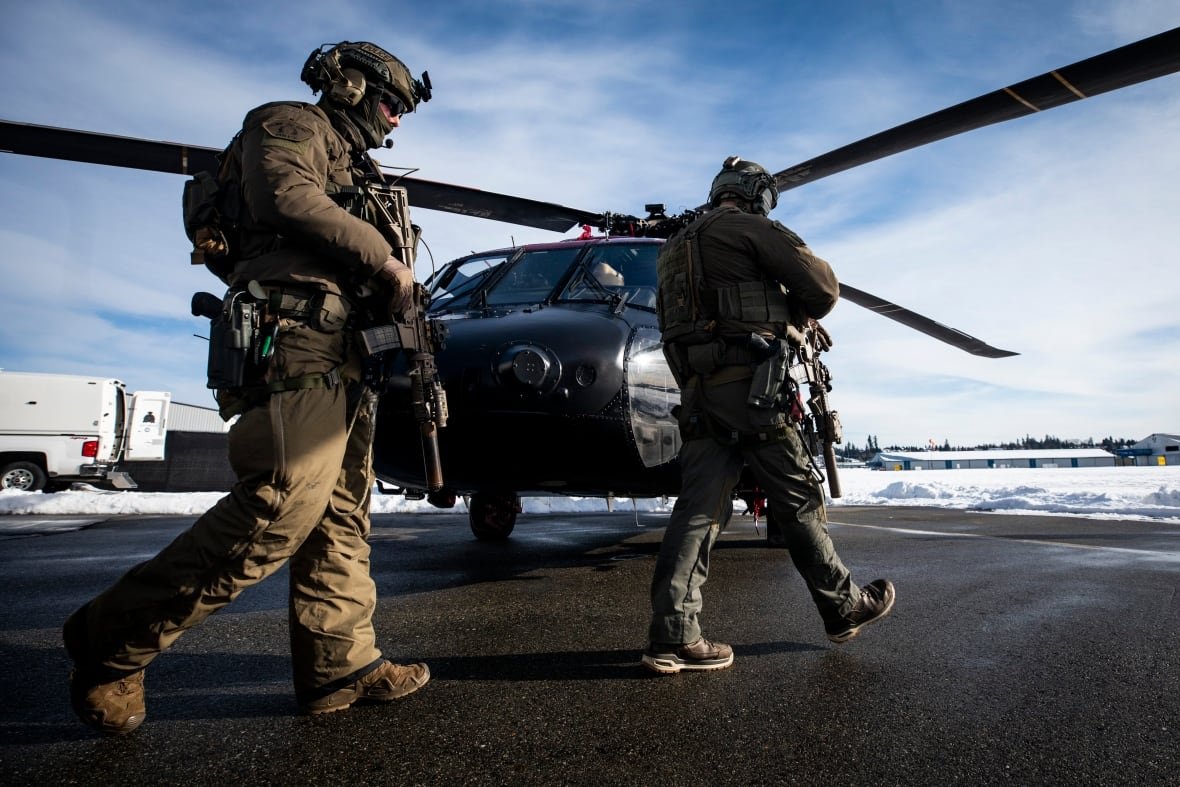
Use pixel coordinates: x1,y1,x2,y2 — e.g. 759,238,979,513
251,285,351,333
714,280,793,324
685,342,724,377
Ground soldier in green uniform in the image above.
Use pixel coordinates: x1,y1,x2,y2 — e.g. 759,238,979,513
64,41,432,733
642,157,896,674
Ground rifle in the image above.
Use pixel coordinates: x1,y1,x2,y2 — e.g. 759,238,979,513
786,321,843,498
348,164,449,492
746,323,842,498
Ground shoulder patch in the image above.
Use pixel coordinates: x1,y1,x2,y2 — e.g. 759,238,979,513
770,219,805,247
261,117,314,143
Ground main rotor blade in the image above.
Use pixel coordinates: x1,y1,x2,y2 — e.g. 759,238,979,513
0,119,220,175
839,283,1018,358
0,119,600,232
384,175,602,232
772,26,1180,193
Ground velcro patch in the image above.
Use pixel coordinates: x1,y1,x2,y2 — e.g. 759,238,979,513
261,118,314,143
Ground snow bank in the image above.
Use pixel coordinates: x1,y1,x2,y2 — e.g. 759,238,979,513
1,466,1177,522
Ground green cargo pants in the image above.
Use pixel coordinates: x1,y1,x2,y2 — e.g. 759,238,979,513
65,320,385,702
648,375,859,645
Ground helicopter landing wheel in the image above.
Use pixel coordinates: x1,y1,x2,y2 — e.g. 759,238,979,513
469,492,520,540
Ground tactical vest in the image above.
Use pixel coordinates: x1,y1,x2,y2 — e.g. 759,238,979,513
657,208,794,345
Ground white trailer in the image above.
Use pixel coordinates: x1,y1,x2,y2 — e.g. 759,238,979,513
0,371,170,491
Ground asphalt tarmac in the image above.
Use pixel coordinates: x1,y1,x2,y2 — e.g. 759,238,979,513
0,506,1176,785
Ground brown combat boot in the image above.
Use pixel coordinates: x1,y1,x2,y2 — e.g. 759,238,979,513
826,579,896,643
69,669,146,735
301,660,430,715
641,637,735,674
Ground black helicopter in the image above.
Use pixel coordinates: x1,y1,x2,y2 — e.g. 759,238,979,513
1,26,1178,540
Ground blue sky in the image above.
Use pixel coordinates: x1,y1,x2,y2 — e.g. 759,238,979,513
1,0,1178,447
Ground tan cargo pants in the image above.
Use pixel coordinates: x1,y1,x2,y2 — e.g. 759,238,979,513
64,320,385,702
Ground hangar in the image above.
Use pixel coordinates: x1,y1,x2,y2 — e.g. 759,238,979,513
868,448,1117,471
1118,433,1180,466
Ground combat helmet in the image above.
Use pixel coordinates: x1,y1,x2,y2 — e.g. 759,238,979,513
300,41,432,148
708,156,778,216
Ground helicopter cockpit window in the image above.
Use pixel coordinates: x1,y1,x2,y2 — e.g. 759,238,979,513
561,243,660,309
483,247,582,307
428,251,513,311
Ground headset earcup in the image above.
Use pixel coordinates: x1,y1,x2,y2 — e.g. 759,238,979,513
328,67,367,106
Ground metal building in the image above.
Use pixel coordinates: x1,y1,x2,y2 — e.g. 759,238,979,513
167,401,232,433
1118,433,1180,466
868,448,1117,471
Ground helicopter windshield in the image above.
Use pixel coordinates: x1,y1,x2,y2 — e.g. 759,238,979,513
427,240,663,313
482,247,583,307
427,250,513,310
560,243,660,309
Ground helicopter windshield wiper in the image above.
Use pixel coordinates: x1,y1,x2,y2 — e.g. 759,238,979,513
555,260,633,312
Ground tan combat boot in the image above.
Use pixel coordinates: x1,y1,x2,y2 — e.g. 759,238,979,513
302,660,430,715
69,669,146,735
826,579,897,643
641,637,735,674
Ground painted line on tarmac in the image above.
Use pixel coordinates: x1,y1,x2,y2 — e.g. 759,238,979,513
829,520,1180,562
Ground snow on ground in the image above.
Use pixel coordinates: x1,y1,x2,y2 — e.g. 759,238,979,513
833,466,1180,522
1,466,1178,523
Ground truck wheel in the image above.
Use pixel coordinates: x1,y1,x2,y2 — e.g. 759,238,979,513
1,461,48,492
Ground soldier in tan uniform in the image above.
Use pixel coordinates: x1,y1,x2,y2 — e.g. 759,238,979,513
642,157,896,674
64,41,431,733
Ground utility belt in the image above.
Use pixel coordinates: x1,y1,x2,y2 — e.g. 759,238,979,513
251,283,353,330
673,335,765,380
196,282,354,419
670,333,797,445
682,411,794,447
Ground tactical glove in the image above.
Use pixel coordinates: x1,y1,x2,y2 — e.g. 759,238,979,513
378,254,415,314
810,319,833,351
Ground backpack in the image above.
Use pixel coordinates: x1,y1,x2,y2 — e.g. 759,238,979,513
182,133,245,285
656,208,728,344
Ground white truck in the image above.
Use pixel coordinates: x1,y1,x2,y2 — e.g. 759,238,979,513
0,371,170,492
